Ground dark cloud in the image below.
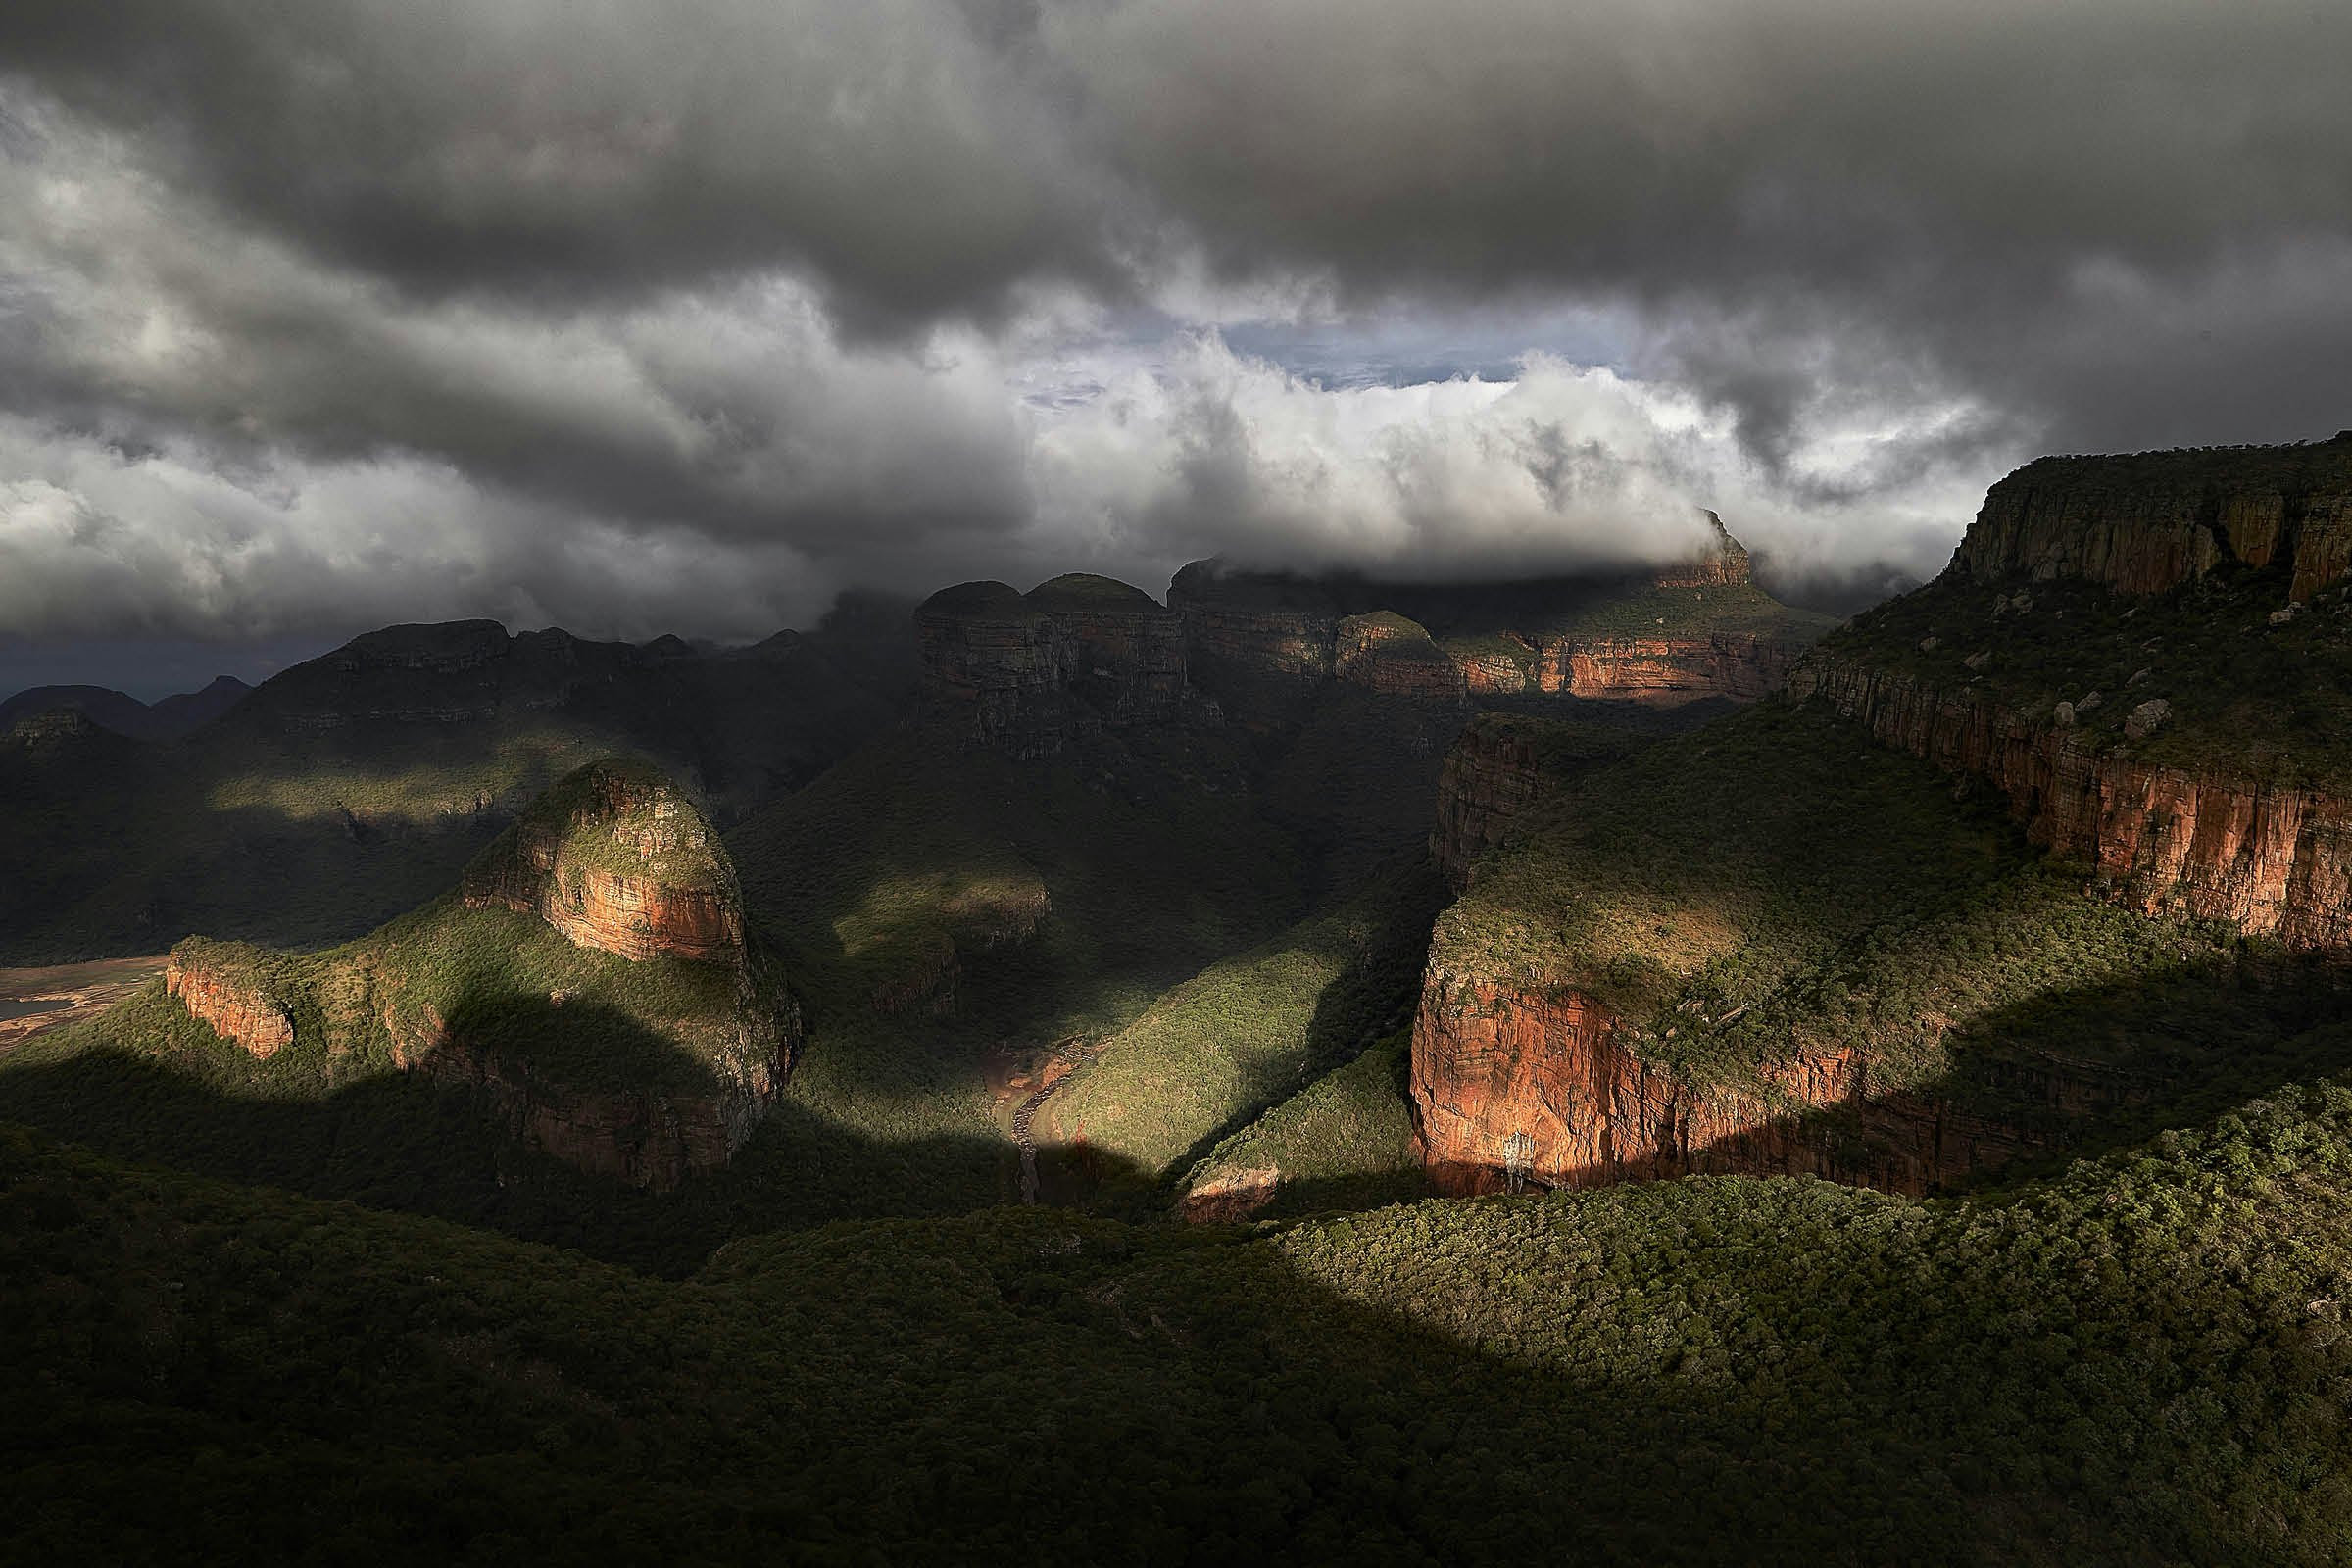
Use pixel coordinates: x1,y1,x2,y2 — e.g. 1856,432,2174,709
1,0,2347,652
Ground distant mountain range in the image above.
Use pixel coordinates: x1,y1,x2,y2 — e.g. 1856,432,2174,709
0,674,251,742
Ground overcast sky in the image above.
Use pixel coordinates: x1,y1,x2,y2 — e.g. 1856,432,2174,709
4,0,2350,693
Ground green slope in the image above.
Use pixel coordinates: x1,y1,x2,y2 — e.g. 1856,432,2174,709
11,1062,2352,1562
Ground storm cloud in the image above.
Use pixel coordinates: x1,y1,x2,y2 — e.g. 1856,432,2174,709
2,0,2347,653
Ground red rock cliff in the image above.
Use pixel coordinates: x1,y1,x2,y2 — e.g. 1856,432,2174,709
1429,719,1556,890
1409,968,2125,1199
1956,442,2352,601
166,944,296,1058
1542,631,1807,704
463,763,752,965
387,982,792,1193
1788,655,2352,947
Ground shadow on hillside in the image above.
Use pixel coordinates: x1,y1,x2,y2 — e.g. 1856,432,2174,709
0,1035,1151,1276
1473,953,2352,1201
10,1104,2271,1565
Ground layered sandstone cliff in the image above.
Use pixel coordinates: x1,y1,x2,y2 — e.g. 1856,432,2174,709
166,942,296,1059
1409,971,2119,1198
1955,437,2352,601
915,575,1200,751
462,760,750,963
1429,718,1557,889
1334,613,1469,708
384,979,792,1194
1788,656,2352,947
915,581,1081,756
1545,630,1807,703
1025,574,1189,725
1169,518,1823,718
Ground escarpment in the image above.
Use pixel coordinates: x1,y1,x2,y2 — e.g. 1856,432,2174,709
1795,435,2352,951
165,941,296,1058
916,575,1197,752
1429,719,1560,889
1409,970,2105,1198
1169,513,1828,720
1549,631,1808,703
1788,656,2352,948
1955,434,2352,601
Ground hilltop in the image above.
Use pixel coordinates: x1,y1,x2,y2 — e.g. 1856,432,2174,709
8,760,799,1195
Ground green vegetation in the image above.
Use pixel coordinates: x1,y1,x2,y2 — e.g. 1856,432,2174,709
1441,701,2352,1156
1831,566,2352,793
13,1064,2352,1561
1183,1028,1430,1217
2003,433,2352,492
1040,862,1443,1200
1025,571,1165,610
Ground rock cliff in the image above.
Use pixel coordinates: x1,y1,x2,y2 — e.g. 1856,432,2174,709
462,759,751,964
165,941,296,1058
1545,631,1806,703
915,575,1201,752
1334,613,1468,708
1429,718,1558,890
1788,655,2352,947
1955,435,2352,601
1169,517,1826,719
915,581,1081,756
1409,971,2109,1198
1025,574,1189,724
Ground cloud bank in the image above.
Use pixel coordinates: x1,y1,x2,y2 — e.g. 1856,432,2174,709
2,0,2347,647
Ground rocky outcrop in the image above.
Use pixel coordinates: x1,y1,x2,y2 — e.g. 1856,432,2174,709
1788,656,2352,948
1025,574,1189,725
1166,562,1339,710
1335,614,1468,707
915,581,1081,756
166,943,295,1059
1430,717,1557,890
1649,510,1752,588
1176,1164,1282,1223
915,575,1201,751
462,760,750,965
1409,972,2122,1198
1544,631,1807,704
1955,437,2352,602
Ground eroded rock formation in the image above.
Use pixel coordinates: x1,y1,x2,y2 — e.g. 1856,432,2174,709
1429,717,1557,890
1545,631,1807,704
915,581,1081,756
1408,971,2119,1198
166,944,296,1059
1955,438,2352,602
462,760,750,964
1788,656,2352,947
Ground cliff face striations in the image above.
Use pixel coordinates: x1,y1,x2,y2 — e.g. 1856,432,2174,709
1169,516,1828,721
1788,656,2352,947
1955,438,2352,602
462,759,751,964
916,575,1201,752
165,942,296,1059
915,582,1082,757
1409,971,2103,1199
1794,435,2352,951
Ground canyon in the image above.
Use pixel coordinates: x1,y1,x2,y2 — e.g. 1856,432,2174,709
1408,438,2352,1199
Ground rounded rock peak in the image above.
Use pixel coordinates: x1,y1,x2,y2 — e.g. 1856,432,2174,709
465,758,747,963
1024,572,1165,613
917,580,1034,618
